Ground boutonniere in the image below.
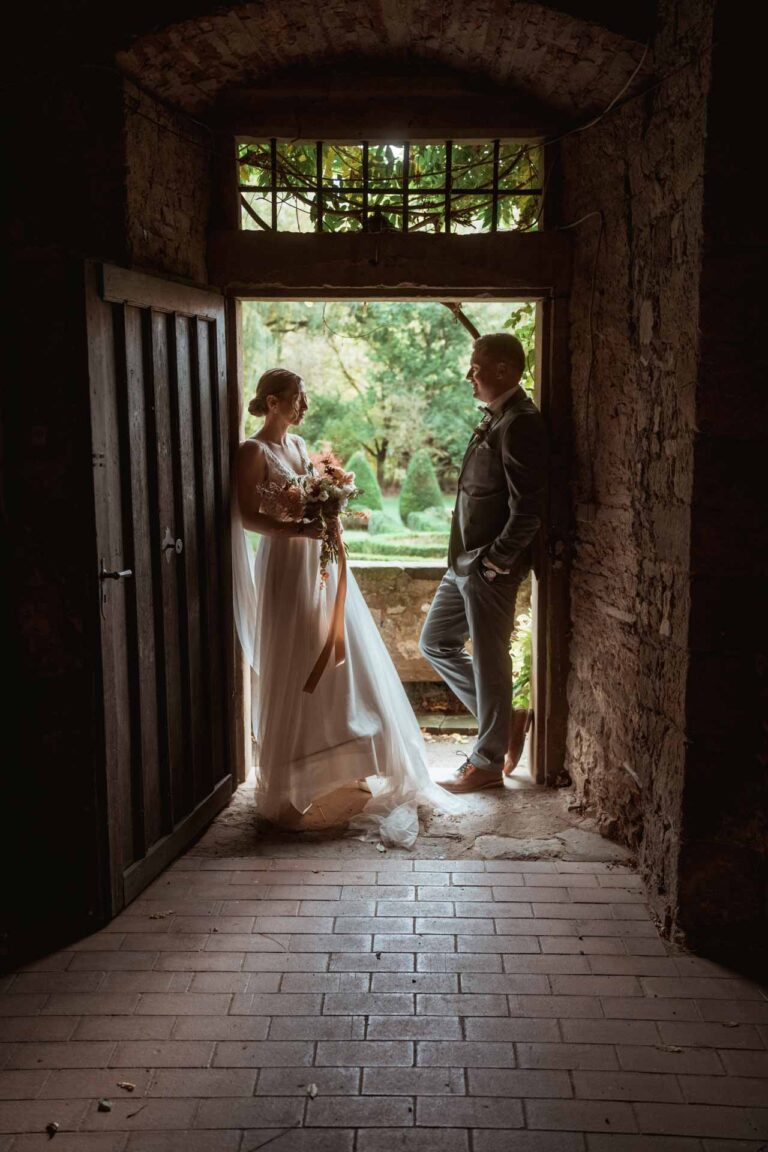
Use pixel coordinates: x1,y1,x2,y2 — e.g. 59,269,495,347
472,409,494,444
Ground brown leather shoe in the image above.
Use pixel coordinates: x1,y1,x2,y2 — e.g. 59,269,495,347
503,709,533,777
440,760,505,794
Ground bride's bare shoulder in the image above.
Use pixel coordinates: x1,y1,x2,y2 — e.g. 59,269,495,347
238,435,266,457
236,437,267,478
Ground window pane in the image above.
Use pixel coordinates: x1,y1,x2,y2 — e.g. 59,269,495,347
324,192,364,232
498,142,542,191
409,191,446,233
410,144,446,190
451,143,495,189
238,143,271,189
274,192,315,232
497,193,540,232
366,193,403,230
450,192,494,233
240,192,272,231
324,144,364,189
276,142,317,188
368,143,404,188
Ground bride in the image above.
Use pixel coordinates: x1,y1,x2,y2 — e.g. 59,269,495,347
232,367,455,848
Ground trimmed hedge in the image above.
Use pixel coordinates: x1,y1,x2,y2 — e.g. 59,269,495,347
399,449,443,524
406,505,451,532
344,451,383,511
367,510,408,536
346,534,449,560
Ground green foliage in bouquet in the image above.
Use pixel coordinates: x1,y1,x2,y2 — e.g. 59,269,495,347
345,451,383,511
399,450,443,525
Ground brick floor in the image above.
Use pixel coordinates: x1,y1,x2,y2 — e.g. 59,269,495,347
1,853,767,1150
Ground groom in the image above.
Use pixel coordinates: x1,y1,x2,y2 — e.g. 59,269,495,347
419,333,549,792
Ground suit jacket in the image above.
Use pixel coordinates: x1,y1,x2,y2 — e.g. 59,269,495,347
448,387,549,578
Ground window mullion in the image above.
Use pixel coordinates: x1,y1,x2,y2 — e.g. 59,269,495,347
315,141,324,232
270,138,278,230
445,141,453,234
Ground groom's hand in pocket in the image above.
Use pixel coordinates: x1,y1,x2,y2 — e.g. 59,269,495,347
479,556,508,584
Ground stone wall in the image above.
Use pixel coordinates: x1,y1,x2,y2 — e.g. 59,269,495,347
124,82,211,284
352,563,446,683
558,0,715,931
353,563,532,715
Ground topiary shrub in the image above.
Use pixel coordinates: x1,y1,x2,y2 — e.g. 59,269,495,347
367,510,408,536
399,450,444,524
344,451,383,511
406,506,451,533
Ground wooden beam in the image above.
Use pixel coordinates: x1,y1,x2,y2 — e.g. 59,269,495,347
101,265,225,319
223,100,557,143
207,230,572,296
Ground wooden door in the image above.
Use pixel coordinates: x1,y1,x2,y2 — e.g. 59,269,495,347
530,293,571,787
87,263,236,913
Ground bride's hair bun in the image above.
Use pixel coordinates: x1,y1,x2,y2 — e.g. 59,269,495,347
248,367,301,417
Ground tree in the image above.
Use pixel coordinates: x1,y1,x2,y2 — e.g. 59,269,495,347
240,298,536,486
399,449,444,523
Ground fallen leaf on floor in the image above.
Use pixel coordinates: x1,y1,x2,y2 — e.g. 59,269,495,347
116,1081,135,1092
376,843,387,852
306,1083,318,1099
656,1044,683,1053
45,1121,59,1138
724,1021,740,1028
97,1099,113,1113
422,732,434,742
149,910,174,920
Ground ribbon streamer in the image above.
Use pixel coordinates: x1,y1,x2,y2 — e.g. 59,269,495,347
302,531,348,693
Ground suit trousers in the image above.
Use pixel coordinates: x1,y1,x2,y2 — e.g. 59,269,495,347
419,565,523,772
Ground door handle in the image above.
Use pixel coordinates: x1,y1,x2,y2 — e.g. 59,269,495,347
162,527,184,561
99,560,133,581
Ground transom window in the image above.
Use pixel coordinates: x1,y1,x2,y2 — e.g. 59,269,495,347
237,140,542,234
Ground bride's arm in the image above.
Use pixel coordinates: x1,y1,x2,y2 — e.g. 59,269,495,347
235,441,319,538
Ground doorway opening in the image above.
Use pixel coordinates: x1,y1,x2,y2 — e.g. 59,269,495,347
235,295,543,835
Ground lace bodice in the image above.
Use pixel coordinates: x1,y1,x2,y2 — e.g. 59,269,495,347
254,435,313,482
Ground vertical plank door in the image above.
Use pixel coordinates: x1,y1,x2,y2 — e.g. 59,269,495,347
87,263,238,914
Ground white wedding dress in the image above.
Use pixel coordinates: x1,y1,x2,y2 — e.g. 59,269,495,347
232,435,455,848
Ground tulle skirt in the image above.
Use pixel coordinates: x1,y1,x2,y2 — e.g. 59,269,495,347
232,516,455,847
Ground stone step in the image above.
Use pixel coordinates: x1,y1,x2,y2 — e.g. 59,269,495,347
416,712,478,735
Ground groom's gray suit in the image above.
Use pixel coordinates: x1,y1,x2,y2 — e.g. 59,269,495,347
419,386,549,772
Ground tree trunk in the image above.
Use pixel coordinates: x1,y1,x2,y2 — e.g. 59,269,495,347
375,439,388,486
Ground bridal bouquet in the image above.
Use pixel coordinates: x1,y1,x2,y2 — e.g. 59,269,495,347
301,452,360,585
257,451,360,586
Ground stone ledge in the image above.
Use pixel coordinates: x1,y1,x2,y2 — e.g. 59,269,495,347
349,559,447,580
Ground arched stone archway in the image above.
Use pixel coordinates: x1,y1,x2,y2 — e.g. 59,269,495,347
5,0,765,972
